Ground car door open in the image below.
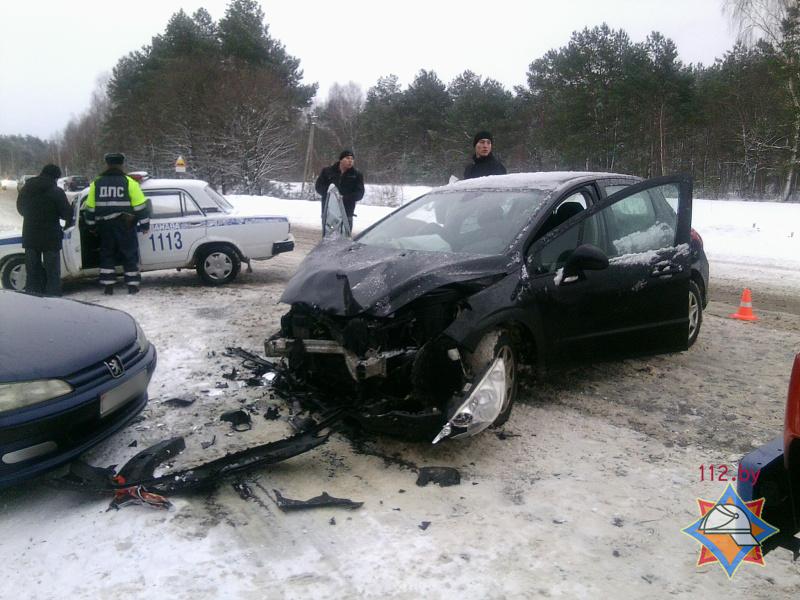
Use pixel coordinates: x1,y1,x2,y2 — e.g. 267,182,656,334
527,174,693,361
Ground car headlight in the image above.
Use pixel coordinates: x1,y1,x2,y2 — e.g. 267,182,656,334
135,322,151,354
0,379,74,414
432,356,507,444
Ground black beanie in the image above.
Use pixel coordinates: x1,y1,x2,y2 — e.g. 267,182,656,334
473,131,493,147
104,152,125,166
339,149,354,160
40,164,61,180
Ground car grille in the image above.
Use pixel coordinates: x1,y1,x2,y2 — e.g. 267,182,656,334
65,340,142,388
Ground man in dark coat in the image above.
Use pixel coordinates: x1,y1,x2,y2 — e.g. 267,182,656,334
464,131,507,179
16,164,72,296
315,149,365,231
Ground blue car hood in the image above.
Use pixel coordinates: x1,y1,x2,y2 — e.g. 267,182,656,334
0,291,137,381
279,238,512,317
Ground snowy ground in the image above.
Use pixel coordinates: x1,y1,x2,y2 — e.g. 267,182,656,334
1,185,800,599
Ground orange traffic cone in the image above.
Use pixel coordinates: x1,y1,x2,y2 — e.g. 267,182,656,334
730,288,758,321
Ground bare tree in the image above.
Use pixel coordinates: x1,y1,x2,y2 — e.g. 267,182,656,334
727,0,800,199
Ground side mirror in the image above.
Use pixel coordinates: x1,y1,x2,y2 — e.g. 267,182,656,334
562,244,608,283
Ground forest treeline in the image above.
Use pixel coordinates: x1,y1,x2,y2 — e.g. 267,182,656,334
2,0,799,200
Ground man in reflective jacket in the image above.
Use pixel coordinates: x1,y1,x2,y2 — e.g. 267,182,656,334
84,153,150,295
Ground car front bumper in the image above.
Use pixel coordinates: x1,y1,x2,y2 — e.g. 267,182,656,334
0,344,157,488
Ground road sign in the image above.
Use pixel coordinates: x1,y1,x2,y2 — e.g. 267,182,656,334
175,156,186,173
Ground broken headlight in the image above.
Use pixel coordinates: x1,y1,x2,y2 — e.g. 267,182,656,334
432,356,506,444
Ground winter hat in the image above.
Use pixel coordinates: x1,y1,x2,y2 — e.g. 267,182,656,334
473,131,493,147
40,164,61,180
339,149,354,160
104,152,126,165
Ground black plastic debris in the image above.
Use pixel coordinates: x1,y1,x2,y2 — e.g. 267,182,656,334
419,521,431,531
221,410,252,432
264,406,281,420
52,417,337,504
201,435,217,450
233,481,254,500
416,466,461,487
329,517,336,526
215,382,229,389
222,368,239,381
272,490,363,512
162,397,196,408
128,440,138,448
288,414,315,433
495,430,520,440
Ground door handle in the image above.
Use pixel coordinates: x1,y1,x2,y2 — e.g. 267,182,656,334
650,263,682,278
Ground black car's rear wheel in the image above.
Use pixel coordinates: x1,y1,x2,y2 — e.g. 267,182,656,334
466,329,519,428
688,280,703,347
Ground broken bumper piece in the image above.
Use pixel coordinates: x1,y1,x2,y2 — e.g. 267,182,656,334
53,413,340,503
266,337,414,381
433,356,507,444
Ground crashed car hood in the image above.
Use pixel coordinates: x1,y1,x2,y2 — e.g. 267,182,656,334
280,238,513,316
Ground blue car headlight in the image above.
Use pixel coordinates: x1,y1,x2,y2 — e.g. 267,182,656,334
0,379,74,414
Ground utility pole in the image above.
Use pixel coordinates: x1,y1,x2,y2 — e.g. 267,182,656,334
300,114,317,197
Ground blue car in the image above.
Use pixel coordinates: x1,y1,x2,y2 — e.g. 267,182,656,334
0,291,157,487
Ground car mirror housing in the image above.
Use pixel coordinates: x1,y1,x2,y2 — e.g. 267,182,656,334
563,244,609,279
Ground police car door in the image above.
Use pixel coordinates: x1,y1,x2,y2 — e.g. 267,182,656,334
139,190,206,267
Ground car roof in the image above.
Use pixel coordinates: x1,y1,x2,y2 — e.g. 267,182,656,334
442,171,640,193
140,178,209,191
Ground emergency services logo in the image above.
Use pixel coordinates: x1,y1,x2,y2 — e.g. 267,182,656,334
682,484,778,577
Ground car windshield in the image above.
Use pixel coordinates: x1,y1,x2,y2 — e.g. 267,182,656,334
357,189,550,255
204,185,234,213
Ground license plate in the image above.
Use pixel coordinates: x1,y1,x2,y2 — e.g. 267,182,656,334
100,370,148,417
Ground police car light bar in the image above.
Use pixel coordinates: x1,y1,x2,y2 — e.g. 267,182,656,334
128,171,150,182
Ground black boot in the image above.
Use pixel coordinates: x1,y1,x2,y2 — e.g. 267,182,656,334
103,285,114,295
127,285,139,295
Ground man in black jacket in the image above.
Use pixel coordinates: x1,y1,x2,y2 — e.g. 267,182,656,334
464,131,507,179
315,149,365,231
16,164,72,296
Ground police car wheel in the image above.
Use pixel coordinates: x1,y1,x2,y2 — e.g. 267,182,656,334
1,256,26,290
196,244,241,285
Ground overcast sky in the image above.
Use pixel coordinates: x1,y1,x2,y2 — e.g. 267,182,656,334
1,0,739,139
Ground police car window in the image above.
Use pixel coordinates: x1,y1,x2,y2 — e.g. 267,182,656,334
181,193,202,217
147,192,183,219
204,186,233,213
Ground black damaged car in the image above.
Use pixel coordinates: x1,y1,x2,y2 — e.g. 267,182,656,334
266,172,709,443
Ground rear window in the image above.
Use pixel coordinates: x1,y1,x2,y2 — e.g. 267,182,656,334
204,186,233,213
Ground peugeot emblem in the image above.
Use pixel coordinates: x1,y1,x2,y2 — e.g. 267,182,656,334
104,356,125,378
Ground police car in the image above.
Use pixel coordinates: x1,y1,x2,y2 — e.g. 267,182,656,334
0,176,294,289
